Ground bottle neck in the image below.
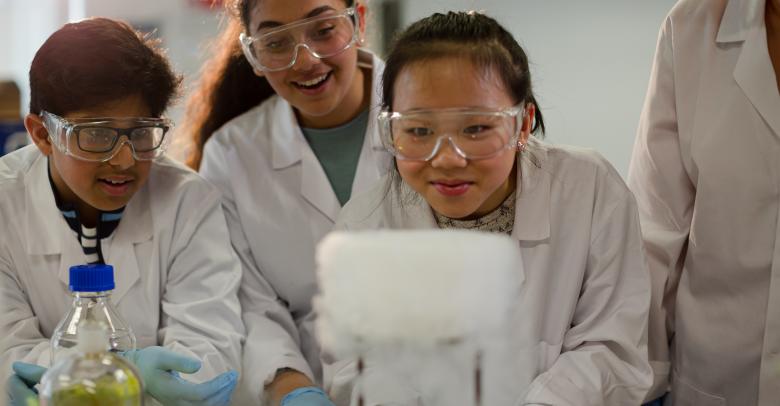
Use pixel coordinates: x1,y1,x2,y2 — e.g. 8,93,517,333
72,291,112,300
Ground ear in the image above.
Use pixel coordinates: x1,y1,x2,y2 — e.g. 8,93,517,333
355,1,367,45
520,103,536,144
519,103,536,147
25,113,54,156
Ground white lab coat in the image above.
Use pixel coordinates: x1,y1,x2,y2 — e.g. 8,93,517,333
628,0,780,404
199,49,391,402
0,145,244,387
326,137,653,406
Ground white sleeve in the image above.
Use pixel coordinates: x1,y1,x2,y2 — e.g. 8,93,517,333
523,180,653,405
627,15,693,401
0,244,52,384
158,186,245,383
200,137,314,403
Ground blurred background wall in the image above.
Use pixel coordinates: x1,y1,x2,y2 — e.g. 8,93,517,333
0,0,677,175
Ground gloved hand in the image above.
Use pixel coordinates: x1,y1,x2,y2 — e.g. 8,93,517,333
6,362,45,406
281,387,335,406
120,346,237,406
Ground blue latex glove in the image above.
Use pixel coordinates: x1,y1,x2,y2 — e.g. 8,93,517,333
6,362,45,406
120,346,237,406
281,387,335,406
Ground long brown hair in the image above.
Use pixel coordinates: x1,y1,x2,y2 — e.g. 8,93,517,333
181,13,273,169
182,0,354,170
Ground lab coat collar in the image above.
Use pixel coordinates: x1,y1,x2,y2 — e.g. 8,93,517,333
717,0,765,43
395,182,439,230
271,48,385,170
511,137,551,242
25,152,76,256
733,9,780,138
270,98,300,170
24,153,89,291
24,151,148,303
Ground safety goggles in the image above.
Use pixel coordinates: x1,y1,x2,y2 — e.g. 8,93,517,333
41,111,172,162
378,105,526,161
239,7,359,72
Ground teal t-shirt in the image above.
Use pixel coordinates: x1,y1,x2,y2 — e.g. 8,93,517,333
301,108,369,206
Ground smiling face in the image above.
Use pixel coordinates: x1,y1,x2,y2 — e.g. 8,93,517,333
247,0,366,128
393,57,531,220
31,94,154,224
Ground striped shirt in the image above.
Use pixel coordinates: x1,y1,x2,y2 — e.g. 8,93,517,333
48,165,124,264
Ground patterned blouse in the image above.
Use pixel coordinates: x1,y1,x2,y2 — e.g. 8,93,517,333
433,191,516,235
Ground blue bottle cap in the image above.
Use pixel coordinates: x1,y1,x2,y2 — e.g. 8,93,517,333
69,264,115,292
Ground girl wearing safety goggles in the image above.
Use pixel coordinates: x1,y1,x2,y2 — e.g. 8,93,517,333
328,11,653,405
182,0,389,405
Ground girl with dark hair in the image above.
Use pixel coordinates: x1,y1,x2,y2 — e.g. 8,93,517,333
3,17,243,406
327,11,653,405
183,0,390,404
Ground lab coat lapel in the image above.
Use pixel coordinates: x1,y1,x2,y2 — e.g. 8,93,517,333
732,4,780,140
301,139,341,222
103,181,151,304
271,98,301,170
511,141,551,243
716,0,763,43
270,96,341,222
56,238,87,288
352,51,392,195
23,153,86,288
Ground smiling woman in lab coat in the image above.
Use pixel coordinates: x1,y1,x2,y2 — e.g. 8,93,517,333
1,18,243,406
326,11,652,406
629,0,780,404
182,0,390,404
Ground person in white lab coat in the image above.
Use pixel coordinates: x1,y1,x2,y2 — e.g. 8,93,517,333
629,0,780,404
182,0,390,404
1,18,244,406
324,11,653,405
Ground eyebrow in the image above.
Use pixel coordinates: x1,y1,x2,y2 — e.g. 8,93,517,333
255,6,337,33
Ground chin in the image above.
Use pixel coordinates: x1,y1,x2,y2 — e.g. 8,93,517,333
300,100,339,117
95,196,132,211
97,203,126,212
431,205,476,221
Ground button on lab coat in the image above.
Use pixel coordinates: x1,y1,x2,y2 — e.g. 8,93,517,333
0,146,244,386
628,0,780,404
200,49,391,402
326,137,653,406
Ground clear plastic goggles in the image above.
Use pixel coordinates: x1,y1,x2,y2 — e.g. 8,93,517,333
239,7,359,72
378,105,526,161
41,111,172,162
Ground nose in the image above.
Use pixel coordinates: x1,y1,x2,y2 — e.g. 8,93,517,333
107,140,135,169
291,43,318,72
429,137,468,168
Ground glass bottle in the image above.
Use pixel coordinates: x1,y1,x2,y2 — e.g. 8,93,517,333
40,321,143,405
50,264,136,364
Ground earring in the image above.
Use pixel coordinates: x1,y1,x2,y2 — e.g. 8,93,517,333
517,141,526,152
